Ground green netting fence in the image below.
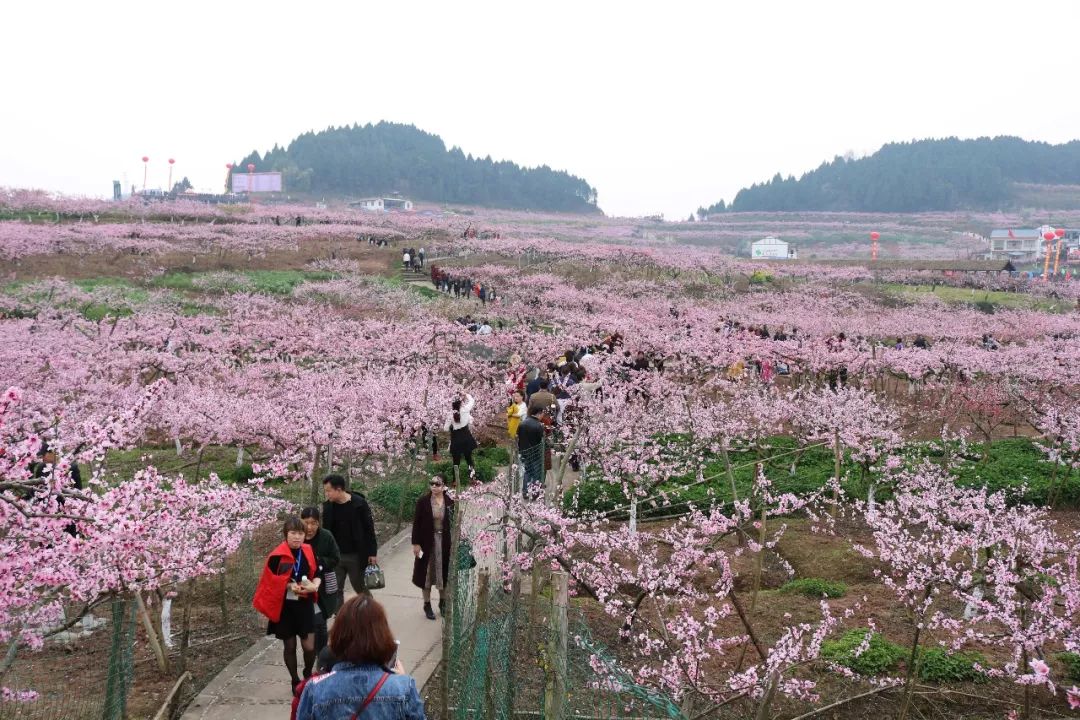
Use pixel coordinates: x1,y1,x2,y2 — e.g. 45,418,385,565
443,454,685,720
0,531,273,720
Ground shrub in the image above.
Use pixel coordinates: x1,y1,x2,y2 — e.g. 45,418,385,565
821,629,905,676
427,456,496,484
563,480,627,515
1058,652,1080,681
780,578,847,598
478,446,511,465
368,481,428,517
917,649,987,683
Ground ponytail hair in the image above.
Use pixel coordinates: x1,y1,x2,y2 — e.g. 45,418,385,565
452,398,462,425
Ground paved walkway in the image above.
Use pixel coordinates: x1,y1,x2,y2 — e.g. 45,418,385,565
180,527,442,720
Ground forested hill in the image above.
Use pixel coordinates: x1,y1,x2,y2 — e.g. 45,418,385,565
705,136,1080,214
238,122,599,213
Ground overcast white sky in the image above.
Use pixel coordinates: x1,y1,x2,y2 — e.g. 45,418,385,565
2,1,1077,218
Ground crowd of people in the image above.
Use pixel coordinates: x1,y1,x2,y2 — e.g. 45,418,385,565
428,265,498,304
253,469,441,718
402,246,426,272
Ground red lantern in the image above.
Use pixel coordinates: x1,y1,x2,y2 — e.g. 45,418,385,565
870,231,880,240
1044,231,1056,241
1056,228,1066,238
141,156,149,163
247,163,255,172
168,158,175,165
226,163,234,169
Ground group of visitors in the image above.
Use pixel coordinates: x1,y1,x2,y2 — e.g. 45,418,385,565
253,465,452,718
402,247,425,272
429,265,498,304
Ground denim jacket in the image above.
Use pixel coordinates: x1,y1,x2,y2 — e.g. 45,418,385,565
296,662,426,720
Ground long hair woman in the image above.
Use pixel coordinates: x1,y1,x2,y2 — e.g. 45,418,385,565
411,474,454,620
253,516,322,694
444,392,477,478
295,595,425,720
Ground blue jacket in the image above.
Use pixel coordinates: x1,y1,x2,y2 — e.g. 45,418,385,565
296,662,426,720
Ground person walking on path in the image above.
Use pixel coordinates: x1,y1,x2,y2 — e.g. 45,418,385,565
402,249,411,271
295,595,425,720
321,474,379,595
418,247,425,268
411,474,454,620
516,405,547,499
444,393,478,479
300,507,342,656
253,516,322,695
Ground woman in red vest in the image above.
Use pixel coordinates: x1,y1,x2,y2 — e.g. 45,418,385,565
253,516,322,694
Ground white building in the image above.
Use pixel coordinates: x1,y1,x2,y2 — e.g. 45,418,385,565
988,229,1042,262
351,197,414,212
750,236,797,260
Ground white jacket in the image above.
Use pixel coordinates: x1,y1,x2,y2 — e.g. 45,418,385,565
444,395,475,431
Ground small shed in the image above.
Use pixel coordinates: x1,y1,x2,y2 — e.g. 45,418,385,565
750,236,797,260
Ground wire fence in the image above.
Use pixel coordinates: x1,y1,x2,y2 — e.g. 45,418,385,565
0,530,275,720
444,555,684,720
442,449,683,720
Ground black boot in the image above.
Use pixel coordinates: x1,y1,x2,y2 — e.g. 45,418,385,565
423,602,436,620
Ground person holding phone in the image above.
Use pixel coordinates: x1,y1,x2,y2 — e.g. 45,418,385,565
295,596,425,720
253,516,322,694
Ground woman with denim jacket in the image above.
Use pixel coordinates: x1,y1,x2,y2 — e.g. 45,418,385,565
296,595,426,720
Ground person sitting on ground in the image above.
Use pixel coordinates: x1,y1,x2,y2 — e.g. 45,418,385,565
633,351,650,371
295,595,425,720
914,334,929,349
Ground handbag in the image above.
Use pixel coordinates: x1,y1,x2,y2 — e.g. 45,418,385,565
364,563,386,590
323,568,339,595
349,672,390,720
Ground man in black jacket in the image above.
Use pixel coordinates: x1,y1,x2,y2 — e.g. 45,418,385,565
516,405,547,499
321,474,378,593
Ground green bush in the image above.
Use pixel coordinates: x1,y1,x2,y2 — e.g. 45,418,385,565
427,455,496,485
918,649,987,683
1058,652,1080,681
477,446,511,465
368,481,428,517
780,578,847,598
821,629,905,676
563,480,628,515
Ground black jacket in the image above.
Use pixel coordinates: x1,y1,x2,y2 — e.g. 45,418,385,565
321,493,378,560
516,416,545,452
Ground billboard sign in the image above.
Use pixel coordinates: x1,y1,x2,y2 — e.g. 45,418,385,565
231,172,283,193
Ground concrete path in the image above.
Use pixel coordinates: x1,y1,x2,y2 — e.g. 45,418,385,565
180,527,442,720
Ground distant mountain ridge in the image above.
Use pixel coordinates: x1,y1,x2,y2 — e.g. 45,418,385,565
704,136,1080,214
238,121,599,213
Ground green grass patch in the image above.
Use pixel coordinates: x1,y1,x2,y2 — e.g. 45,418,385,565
780,578,847,598
1058,652,1080,681
918,649,987,683
148,270,332,295
565,436,1070,518
821,629,906,676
